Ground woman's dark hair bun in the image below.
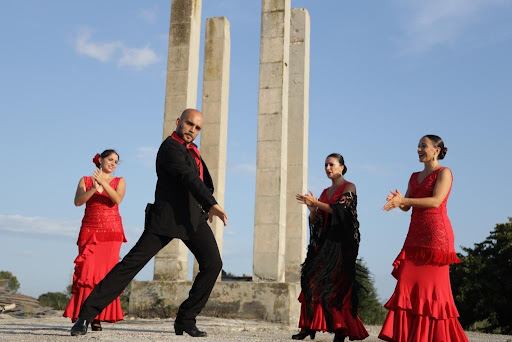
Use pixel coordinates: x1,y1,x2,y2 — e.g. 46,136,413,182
439,147,448,160
424,135,447,160
327,153,347,175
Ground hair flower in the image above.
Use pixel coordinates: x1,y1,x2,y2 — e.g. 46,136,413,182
92,153,101,166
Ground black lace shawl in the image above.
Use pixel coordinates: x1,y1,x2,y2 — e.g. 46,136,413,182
300,192,363,331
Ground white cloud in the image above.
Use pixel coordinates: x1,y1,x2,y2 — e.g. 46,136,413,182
231,163,256,174
397,0,510,53
138,6,158,24
119,46,160,69
74,28,159,69
75,29,121,62
0,214,79,238
136,146,158,167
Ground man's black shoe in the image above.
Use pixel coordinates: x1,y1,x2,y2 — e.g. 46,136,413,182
174,322,207,337
70,317,89,336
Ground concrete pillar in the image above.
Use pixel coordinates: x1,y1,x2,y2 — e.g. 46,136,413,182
193,17,230,280
253,0,291,282
285,8,310,283
154,0,202,281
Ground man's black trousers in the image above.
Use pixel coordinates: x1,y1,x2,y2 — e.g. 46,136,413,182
79,221,222,327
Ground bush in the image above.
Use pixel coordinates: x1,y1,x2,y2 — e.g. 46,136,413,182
450,217,512,334
38,292,70,310
0,271,20,293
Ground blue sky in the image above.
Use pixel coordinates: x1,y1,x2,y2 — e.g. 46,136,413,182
1,0,511,304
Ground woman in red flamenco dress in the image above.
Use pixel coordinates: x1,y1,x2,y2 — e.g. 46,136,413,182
63,149,127,331
380,135,469,342
294,153,369,342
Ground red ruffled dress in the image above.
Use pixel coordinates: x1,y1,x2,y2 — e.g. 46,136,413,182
379,167,469,342
63,176,127,323
298,183,369,340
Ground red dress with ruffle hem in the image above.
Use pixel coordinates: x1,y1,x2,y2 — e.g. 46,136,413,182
298,183,369,340
63,176,127,323
379,167,469,342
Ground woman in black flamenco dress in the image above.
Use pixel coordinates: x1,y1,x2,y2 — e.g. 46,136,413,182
294,153,368,342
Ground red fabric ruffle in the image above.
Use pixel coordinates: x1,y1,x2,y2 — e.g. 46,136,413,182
384,292,460,320
77,230,127,245
298,293,369,340
379,308,469,342
380,259,468,342
391,249,460,279
71,234,98,292
63,235,124,323
402,246,460,266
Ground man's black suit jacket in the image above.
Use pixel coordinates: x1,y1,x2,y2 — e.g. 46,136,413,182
145,136,217,240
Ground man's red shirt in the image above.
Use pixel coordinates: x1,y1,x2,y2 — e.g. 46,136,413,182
171,131,203,181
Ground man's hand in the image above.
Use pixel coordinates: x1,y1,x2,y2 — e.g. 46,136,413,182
208,204,228,226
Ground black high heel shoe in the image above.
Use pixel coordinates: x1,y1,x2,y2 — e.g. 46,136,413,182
70,317,90,336
91,319,102,331
292,329,316,340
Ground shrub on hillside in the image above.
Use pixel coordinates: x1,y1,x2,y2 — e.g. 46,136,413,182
38,292,70,310
0,270,20,293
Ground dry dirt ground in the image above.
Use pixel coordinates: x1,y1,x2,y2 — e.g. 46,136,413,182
1,314,511,342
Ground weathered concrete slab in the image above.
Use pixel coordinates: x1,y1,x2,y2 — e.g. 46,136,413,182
129,280,301,326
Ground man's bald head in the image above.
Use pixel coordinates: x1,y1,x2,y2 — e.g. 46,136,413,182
180,108,203,121
175,108,204,143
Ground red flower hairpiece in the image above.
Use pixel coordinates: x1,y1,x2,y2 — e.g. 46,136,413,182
92,153,101,166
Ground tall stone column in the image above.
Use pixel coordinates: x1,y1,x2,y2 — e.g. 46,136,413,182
285,8,310,283
193,17,230,280
154,0,202,282
253,0,291,282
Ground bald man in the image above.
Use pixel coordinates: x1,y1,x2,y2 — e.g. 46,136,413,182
71,109,228,337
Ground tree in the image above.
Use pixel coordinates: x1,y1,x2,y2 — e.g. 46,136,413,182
357,259,387,325
450,217,512,334
0,271,20,293
38,292,70,310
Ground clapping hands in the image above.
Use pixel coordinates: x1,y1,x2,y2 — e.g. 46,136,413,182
296,190,317,211
92,169,105,192
382,189,403,211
